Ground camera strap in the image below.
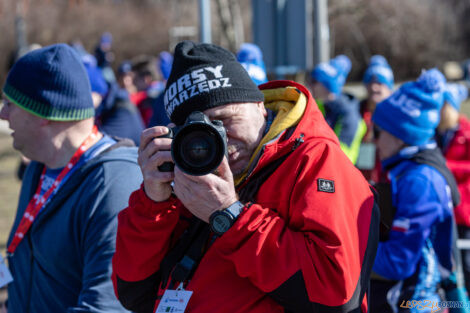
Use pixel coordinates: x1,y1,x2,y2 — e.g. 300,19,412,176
159,149,292,290
159,132,303,290
159,217,211,290
169,224,211,289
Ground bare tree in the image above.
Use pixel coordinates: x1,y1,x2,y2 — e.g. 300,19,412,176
1,0,470,85
214,0,244,51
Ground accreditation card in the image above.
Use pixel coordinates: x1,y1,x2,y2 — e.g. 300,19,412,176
155,283,193,313
0,253,13,287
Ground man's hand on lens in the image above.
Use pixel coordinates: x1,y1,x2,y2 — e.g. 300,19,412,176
138,126,175,202
173,157,239,223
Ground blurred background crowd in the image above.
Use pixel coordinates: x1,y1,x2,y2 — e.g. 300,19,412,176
0,0,470,84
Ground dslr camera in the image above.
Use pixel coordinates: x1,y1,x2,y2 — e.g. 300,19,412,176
158,111,228,176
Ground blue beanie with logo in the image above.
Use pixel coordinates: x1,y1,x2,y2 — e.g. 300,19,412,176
237,43,268,86
310,55,351,95
363,55,394,90
3,43,94,121
444,83,468,111
372,68,446,146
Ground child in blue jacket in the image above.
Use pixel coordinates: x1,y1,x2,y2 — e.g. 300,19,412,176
370,69,459,312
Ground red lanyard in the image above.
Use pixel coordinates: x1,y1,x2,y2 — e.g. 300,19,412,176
7,126,100,255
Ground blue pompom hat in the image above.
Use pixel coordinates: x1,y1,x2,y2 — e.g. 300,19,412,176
3,43,94,121
372,68,447,146
444,83,468,111
310,54,351,95
369,55,388,66
363,55,394,90
237,43,268,86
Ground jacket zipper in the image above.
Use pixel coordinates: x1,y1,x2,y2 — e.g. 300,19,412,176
238,133,305,190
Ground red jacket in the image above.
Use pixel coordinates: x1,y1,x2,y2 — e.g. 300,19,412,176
112,80,380,313
445,115,470,226
130,90,153,126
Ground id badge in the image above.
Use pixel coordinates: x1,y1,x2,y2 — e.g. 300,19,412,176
0,253,13,288
155,283,193,313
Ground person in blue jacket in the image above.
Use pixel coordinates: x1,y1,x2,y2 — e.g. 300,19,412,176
82,53,145,145
0,44,142,312
148,51,173,127
94,32,115,84
309,55,367,164
370,69,459,312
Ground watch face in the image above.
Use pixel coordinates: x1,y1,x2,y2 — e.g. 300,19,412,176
212,214,231,234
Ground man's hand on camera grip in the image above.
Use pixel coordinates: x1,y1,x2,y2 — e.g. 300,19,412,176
138,126,175,202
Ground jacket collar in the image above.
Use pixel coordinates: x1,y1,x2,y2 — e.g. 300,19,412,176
234,80,340,187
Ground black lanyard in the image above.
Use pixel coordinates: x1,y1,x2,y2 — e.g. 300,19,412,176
160,218,212,289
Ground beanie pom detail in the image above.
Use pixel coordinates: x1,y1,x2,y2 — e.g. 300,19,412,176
417,68,446,93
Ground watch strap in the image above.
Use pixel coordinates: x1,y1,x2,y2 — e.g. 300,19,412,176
224,201,245,219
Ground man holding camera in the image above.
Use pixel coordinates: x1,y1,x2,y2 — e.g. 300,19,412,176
112,41,380,313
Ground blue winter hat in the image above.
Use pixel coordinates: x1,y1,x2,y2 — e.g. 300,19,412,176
159,51,173,81
369,55,388,66
310,54,351,95
100,32,113,45
237,43,268,85
117,60,132,75
372,68,446,146
3,43,94,121
444,83,468,111
363,55,394,90
82,54,108,97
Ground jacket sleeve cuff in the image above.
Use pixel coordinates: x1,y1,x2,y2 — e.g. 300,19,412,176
130,184,179,218
213,202,274,249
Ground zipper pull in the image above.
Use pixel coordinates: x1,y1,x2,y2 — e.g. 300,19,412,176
292,133,305,151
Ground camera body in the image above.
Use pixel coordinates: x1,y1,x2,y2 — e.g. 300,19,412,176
158,111,228,176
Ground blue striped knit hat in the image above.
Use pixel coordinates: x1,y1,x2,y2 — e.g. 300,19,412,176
3,43,94,121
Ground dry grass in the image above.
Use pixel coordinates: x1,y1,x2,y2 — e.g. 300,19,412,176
0,132,21,251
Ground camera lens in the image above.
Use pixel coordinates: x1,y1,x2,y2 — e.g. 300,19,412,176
172,123,225,176
179,130,216,167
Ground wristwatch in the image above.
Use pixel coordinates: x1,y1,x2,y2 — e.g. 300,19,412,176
209,201,245,236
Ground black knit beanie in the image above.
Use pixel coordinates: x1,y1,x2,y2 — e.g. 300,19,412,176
3,43,94,121
164,41,264,125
